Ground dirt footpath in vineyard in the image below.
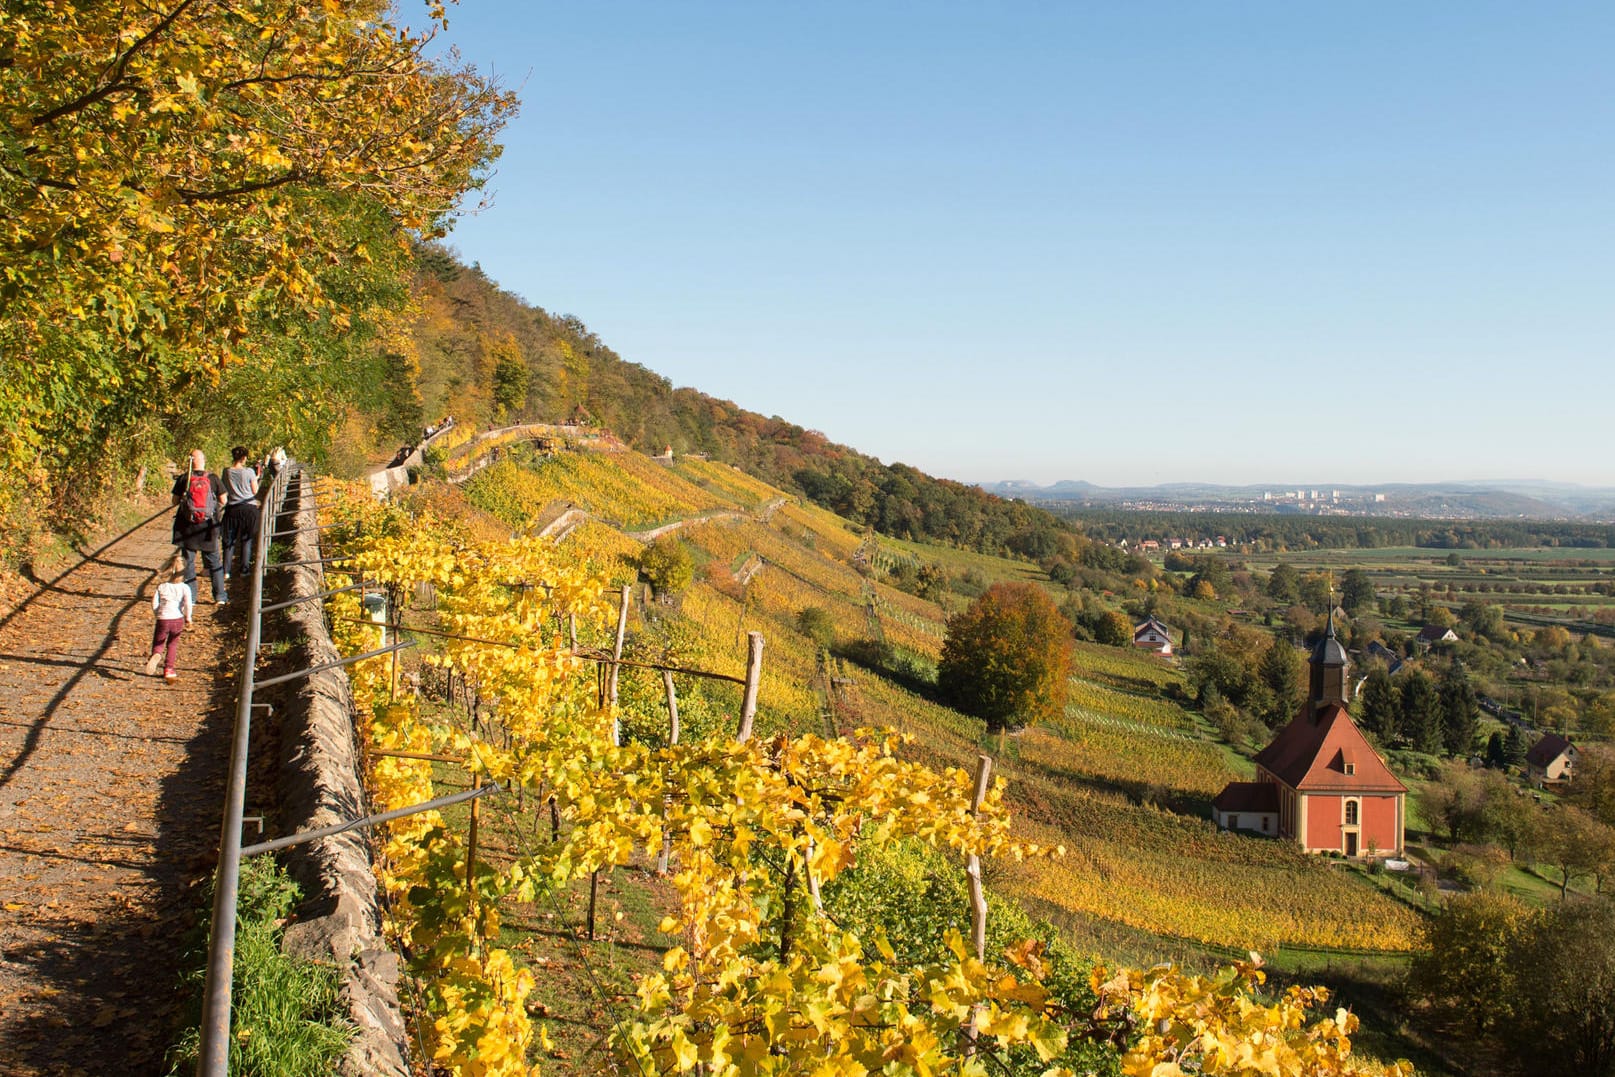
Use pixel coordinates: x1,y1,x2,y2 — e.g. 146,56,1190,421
0,508,239,1077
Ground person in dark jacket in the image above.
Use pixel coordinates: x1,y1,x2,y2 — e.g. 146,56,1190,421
220,445,260,581
171,449,228,604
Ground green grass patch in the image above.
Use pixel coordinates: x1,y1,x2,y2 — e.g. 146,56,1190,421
166,857,353,1077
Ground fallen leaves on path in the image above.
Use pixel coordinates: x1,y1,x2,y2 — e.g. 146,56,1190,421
0,512,239,1076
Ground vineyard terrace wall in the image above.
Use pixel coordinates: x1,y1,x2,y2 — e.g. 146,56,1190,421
262,477,411,1076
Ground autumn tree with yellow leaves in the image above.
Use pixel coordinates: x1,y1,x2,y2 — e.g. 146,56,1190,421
0,0,515,547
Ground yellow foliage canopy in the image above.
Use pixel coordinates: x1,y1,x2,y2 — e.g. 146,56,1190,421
0,0,516,512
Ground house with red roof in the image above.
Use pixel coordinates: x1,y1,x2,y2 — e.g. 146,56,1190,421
1415,625,1459,647
1213,615,1407,857
1132,615,1173,657
1525,732,1578,785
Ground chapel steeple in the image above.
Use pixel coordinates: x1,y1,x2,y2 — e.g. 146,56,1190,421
1307,607,1349,717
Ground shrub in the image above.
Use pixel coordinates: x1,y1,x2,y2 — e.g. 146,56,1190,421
795,606,837,649
638,536,694,597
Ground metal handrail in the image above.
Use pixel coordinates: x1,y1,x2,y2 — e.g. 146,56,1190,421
259,581,363,613
252,640,414,690
265,555,353,569
195,462,297,1076
241,784,500,857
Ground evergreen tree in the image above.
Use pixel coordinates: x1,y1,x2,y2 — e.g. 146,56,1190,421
1503,725,1529,768
1257,638,1304,724
1400,670,1443,753
1266,563,1300,604
1340,569,1377,615
1439,664,1480,758
1358,667,1400,740
1485,730,1509,769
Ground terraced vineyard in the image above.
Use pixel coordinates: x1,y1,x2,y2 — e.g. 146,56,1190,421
670,456,783,508
464,452,735,531
880,532,1050,584
1065,675,1196,732
1027,722,1238,799
435,440,1424,961
1025,820,1420,951
773,500,866,561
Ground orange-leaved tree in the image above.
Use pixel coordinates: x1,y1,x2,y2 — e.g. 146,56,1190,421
938,581,1072,731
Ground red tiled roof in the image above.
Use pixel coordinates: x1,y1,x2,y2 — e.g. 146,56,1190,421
1212,781,1278,814
1526,732,1576,769
1254,703,1407,794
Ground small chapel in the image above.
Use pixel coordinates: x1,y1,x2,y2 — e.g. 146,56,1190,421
1211,614,1407,857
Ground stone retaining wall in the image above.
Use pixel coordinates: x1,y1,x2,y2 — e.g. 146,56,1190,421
268,478,411,1076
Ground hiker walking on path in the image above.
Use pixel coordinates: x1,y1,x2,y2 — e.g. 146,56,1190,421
263,445,288,484
145,554,194,681
221,445,260,580
171,448,228,605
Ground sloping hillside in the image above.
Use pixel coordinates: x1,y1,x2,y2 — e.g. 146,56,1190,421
426,435,1421,959
395,248,1084,563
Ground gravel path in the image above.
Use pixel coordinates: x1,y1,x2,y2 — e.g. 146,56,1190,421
0,508,238,1077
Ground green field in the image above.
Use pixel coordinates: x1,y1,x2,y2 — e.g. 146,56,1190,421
1239,546,1615,633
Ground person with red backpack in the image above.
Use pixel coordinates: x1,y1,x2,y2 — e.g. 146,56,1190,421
170,448,229,605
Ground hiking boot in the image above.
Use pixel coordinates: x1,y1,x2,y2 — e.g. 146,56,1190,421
144,652,165,676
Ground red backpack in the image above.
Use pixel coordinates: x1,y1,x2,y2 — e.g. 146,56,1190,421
186,472,217,526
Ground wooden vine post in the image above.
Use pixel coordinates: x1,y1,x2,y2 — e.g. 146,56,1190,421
657,669,679,875
964,753,993,1052
608,583,631,743
589,583,632,941
587,869,600,941
466,772,482,951
736,631,764,742
663,668,680,746
387,583,402,701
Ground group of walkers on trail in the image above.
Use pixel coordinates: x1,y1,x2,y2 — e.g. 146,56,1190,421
146,445,286,682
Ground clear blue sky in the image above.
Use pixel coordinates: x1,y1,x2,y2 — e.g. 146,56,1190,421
428,2,1614,488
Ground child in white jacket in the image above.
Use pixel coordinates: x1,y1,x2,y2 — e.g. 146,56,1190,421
147,555,194,682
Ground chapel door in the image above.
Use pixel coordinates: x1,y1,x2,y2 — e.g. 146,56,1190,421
1344,831,1358,857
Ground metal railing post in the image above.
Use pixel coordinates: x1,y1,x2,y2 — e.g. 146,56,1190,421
195,462,294,1076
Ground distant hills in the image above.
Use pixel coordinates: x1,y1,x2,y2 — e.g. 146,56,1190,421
979,479,1615,521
